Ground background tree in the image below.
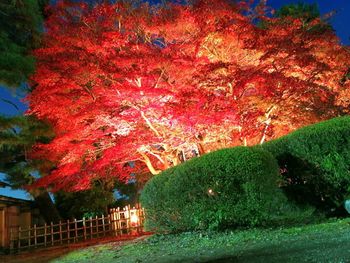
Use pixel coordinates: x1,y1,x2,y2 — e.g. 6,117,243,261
273,2,333,32
27,0,350,191
0,0,48,88
0,0,62,222
0,115,61,222
54,180,115,219
275,2,320,22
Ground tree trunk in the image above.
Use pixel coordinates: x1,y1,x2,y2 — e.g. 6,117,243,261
196,143,206,156
31,189,61,223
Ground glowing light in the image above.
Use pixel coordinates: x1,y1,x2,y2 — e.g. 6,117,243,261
130,214,139,224
208,189,214,195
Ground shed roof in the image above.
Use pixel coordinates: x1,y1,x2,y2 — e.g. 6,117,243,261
0,195,34,207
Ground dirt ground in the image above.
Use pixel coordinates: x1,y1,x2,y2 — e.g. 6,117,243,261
1,235,148,263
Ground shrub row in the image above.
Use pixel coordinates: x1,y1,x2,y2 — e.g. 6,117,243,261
261,116,350,214
141,116,350,232
141,147,289,232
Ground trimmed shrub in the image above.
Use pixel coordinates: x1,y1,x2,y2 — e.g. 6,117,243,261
141,147,287,233
262,116,350,214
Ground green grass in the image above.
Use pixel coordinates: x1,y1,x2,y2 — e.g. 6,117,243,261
53,218,350,263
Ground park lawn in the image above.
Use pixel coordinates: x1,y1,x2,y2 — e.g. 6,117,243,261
53,218,350,263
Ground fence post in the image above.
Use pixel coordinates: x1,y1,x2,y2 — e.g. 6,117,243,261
44,223,47,247
90,217,93,239
127,205,131,234
110,209,115,234
28,227,31,248
83,217,87,241
17,226,21,250
111,208,114,234
95,216,99,238
51,222,54,246
116,208,121,235
10,228,13,252
59,221,62,245
139,204,143,233
102,214,105,236
74,218,78,242
118,208,122,235
67,220,70,244
34,224,37,247
136,203,140,233
107,214,112,235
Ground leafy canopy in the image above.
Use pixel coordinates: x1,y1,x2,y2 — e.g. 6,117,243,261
27,0,350,191
0,115,54,187
275,2,320,22
0,0,48,87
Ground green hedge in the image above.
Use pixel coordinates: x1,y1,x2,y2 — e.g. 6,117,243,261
262,116,350,213
141,147,287,232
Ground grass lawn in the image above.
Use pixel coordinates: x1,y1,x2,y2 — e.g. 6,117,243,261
52,218,350,263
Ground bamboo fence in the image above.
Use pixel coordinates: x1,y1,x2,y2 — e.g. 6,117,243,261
9,204,144,252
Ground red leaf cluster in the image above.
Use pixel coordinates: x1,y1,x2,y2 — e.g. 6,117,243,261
28,0,350,191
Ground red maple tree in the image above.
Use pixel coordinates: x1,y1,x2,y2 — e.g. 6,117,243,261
28,0,350,191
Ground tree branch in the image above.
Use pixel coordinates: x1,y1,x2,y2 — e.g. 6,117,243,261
139,152,161,175
259,105,276,145
140,111,161,137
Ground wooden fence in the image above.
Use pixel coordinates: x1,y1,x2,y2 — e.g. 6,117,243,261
9,204,144,252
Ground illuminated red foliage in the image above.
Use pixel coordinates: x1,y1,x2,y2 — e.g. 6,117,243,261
28,0,350,191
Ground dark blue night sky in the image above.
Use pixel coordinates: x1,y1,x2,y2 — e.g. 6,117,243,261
268,0,349,45
0,0,349,199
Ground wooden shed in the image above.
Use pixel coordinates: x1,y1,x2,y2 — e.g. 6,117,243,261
0,195,41,249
